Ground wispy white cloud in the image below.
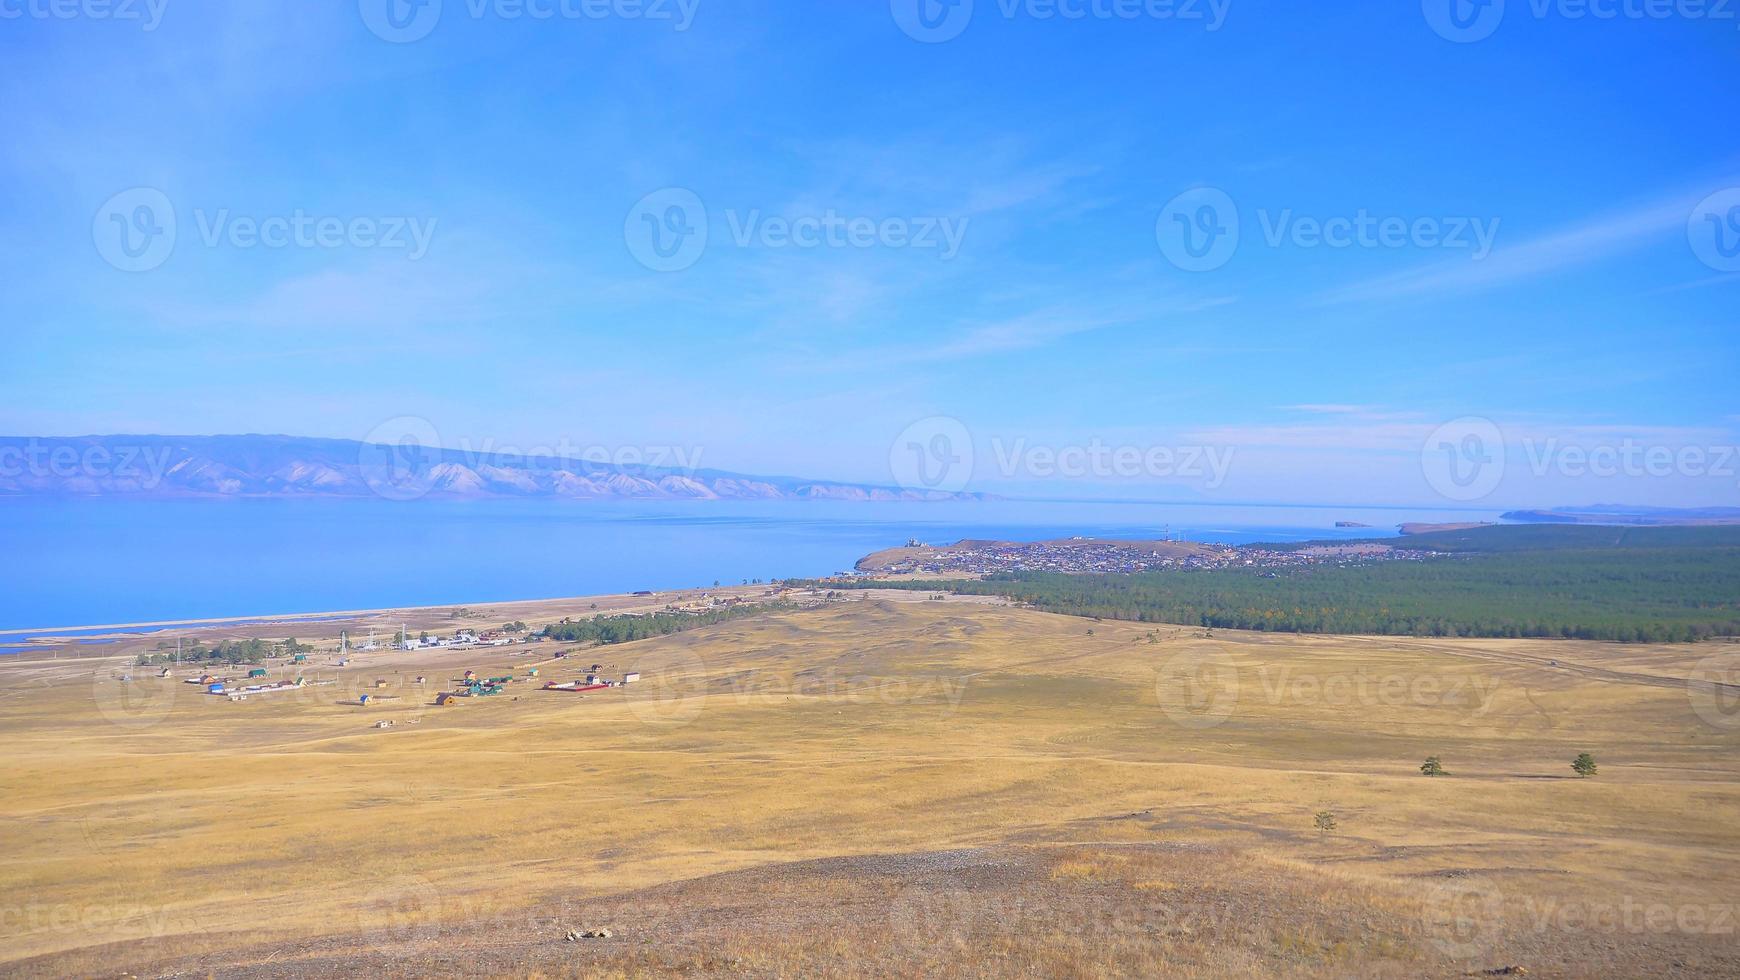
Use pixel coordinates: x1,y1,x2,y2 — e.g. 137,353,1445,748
1318,189,1717,305
137,260,495,333
912,308,1128,361
1284,403,1381,415
810,293,1237,371
1187,416,1731,454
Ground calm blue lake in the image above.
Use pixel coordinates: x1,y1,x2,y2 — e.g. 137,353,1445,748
0,498,1499,632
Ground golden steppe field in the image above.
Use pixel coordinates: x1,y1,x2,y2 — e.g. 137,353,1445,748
4,590,1740,978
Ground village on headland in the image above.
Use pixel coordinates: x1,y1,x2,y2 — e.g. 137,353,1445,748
852,534,1441,578
65,533,1321,723
23,529,1463,697
24,527,1484,723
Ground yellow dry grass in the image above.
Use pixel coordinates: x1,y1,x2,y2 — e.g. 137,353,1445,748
2,594,1738,976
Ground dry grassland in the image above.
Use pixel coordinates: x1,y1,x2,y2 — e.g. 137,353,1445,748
3,594,1738,977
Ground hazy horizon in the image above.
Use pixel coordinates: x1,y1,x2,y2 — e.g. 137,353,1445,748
2,3,1736,510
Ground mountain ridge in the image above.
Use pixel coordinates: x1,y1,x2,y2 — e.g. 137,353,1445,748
0,434,991,502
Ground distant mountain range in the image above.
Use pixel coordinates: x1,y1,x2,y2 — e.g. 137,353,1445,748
0,435,991,502
1501,505,1740,526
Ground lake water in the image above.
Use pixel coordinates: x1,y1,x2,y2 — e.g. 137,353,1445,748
0,498,1500,632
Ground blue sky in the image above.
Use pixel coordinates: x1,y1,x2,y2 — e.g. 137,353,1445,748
1,0,1736,507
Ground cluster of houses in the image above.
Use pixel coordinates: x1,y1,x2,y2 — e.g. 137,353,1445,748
400,627,546,651
428,666,640,704
169,614,660,712
432,669,520,703
859,538,1443,578
186,670,308,700
544,670,640,693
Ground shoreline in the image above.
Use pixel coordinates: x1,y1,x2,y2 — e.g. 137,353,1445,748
0,592,661,638
0,584,786,654
13,519,1722,641
0,503,1527,637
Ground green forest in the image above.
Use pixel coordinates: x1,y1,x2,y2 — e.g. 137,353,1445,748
138,636,312,665
541,601,794,646
827,533,1740,643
